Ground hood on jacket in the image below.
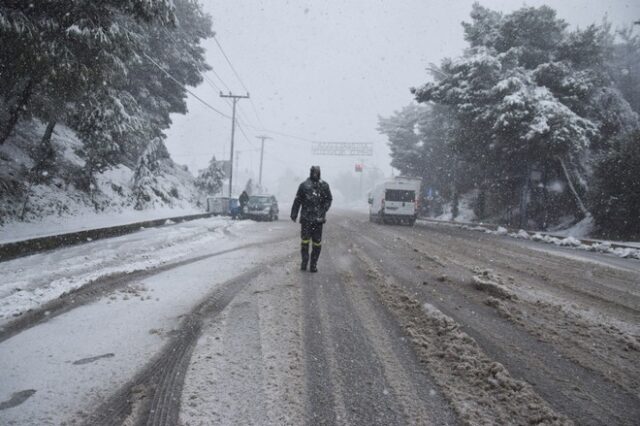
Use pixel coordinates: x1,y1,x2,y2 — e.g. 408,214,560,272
310,165,321,182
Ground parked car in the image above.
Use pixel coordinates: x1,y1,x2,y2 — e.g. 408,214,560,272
244,195,279,221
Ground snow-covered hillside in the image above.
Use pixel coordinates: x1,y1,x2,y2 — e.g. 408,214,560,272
0,121,203,230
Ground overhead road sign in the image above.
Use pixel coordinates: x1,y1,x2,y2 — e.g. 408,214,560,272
312,142,373,156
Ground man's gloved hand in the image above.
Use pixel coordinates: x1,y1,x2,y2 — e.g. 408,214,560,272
290,215,297,222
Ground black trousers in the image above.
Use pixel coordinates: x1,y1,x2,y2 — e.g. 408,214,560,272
300,221,323,266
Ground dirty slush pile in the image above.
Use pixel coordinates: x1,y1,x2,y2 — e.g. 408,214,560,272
475,268,640,396
357,250,572,426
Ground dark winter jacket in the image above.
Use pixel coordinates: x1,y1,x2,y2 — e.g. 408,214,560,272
239,191,249,207
291,178,333,224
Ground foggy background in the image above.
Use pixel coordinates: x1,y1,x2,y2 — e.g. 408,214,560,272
164,0,640,203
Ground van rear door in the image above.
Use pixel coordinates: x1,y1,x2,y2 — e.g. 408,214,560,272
384,189,416,216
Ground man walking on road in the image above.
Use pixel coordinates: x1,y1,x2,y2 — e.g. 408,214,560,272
291,166,333,272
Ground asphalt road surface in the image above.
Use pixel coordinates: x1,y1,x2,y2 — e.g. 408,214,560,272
1,210,638,425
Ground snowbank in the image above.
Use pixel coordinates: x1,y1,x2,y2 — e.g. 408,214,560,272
445,222,640,260
435,192,477,223
0,205,202,244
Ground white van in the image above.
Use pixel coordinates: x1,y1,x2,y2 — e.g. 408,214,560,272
368,177,422,225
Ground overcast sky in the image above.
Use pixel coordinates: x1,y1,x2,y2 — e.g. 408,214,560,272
164,0,640,195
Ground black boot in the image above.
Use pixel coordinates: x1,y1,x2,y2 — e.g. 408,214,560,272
310,243,321,272
301,241,310,271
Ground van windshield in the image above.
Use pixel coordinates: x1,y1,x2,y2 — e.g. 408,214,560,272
385,190,415,202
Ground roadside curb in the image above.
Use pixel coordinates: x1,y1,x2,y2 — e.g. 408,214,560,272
0,212,214,263
417,217,640,259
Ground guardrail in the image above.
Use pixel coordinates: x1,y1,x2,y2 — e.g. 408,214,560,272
417,217,639,251
0,212,214,263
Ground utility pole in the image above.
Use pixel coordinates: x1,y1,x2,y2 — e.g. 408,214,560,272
235,150,241,188
359,159,364,198
256,135,271,187
220,91,249,197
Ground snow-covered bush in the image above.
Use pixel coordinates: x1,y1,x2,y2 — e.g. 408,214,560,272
195,156,226,199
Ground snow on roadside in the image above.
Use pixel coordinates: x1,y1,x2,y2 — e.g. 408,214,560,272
432,221,640,260
0,217,277,326
0,238,294,426
550,215,594,239
0,205,203,244
436,193,477,223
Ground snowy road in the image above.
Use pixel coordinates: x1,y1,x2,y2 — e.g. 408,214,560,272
1,211,639,425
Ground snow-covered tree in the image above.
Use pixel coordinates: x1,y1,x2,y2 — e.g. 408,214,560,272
195,156,225,197
409,4,639,229
244,178,255,196
132,138,170,209
117,0,213,163
0,0,175,145
611,27,640,114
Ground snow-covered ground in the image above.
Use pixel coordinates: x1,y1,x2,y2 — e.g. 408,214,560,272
435,192,477,223
424,220,640,260
0,205,203,244
0,217,281,325
548,215,594,239
0,217,294,425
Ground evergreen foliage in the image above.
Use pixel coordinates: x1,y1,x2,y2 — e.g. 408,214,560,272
381,4,640,236
0,0,213,210
590,131,640,239
195,156,225,197
132,137,170,209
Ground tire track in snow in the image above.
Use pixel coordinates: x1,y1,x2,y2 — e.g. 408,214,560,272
83,263,279,426
178,258,307,425
330,239,456,425
302,273,345,425
342,217,639,425
302,239,451,425
0,235,292,344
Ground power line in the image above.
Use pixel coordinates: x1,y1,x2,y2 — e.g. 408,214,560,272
212,34,266,128
144,51,376,148
256,135,272,186
209,67,232,93
236,121,258,148
142,52,231,119
220,92,250,197
234,104,257,132
202,73,225,96
201,73,259,134
213,35,251,94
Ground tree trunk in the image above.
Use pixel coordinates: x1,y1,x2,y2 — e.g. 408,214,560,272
40,120,56,149
541,165,549,230
519,165,531,230
451,157,459,220
19,182,32,221
556,155,590,218
451,189,459,220
20,121,57,221
0,79,35,145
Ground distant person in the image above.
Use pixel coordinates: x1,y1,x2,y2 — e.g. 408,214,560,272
291,166,333,272
239,190,249,218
